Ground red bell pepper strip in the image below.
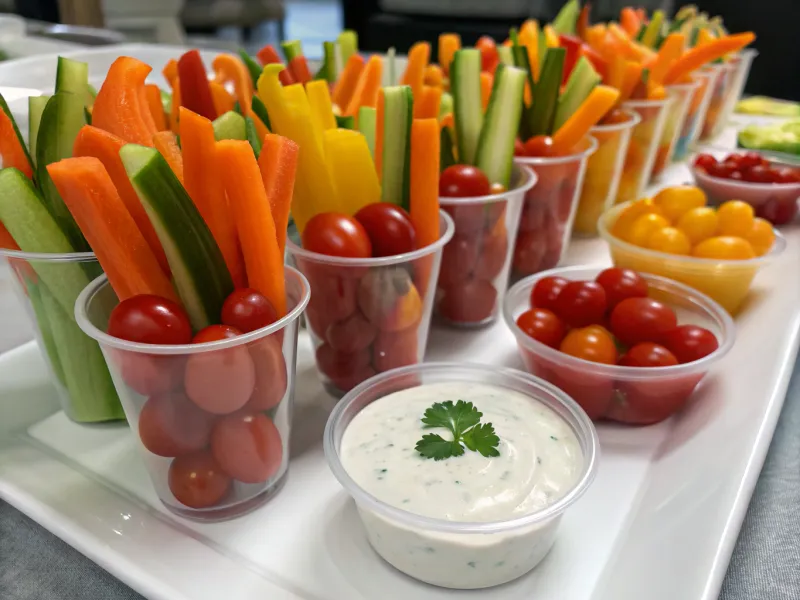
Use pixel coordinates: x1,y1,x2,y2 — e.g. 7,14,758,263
288,55,312,84
257,44,295,86
559,35,583,84
178,50,217,121
92,57,158,146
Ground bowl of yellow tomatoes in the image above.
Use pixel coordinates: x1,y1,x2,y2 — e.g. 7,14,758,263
598,185,785,315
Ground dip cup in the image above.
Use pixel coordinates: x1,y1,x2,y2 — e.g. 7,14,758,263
699,61,737,142
573,110,641,236
650,79,700,179
324,362,599,589
672,67,720,162
75,266,310,522
0,249,123,423
287,211,454,396
436,165,536,327
512,136,597,277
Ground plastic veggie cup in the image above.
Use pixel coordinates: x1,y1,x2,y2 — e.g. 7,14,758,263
287,210,454,397
436,165,536,327
699,61,737,142
0,249,124,423
718,49,758,135
512,137,597,278
75,266,310,522
573,110,641,236
650,79,700,179
672,67,721,163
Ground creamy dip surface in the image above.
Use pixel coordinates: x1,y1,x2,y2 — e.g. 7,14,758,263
340,382,583,523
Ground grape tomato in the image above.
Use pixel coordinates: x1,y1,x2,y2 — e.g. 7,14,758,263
354,202,416,257
610,297,677,346
221,289,278,333
530,276,568,311
211,412,283,483
192,324,241,343
439,165,491,198
108,295,192,345
662,325,719,363
553,281,607,328
138,392,215,458
559,327,617,365
168,450,231,509
619,343,678,367
595,268,648,309
301,212,372,258
516,308,566,349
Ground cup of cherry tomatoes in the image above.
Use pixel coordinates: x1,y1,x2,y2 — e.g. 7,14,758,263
75,267,310,521
436,164,536,326
287,208,454,395
512,136,598,277
503,266,734,425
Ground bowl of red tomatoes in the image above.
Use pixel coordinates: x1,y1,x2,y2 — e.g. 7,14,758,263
503,265,735,425
692,150,800,225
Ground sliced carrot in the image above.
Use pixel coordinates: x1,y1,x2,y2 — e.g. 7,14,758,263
551,85,620,154
73,125,170,276
213,54,254,116
618,61,644,103
409,118,440,247
209,81,235,115
217,140,286,316
345,55,383,117
414,85,442,119
0,222,19,250
438,33,461,75
648,33,685,86
258,134,299,255
332,54,365,110
401,42,430,97
480,72,493,112
663,33,755,84
440,113,454,130
620,7,641,37
153,131,185,184
288,55,312,84
374,88,385,179
180,108,246,288
424,64,444,88
47,157,178,302
257,44,295,86
0,110,33,178
93,57,158,146
144,84,168,131
170,77,182,134
163,59,179,87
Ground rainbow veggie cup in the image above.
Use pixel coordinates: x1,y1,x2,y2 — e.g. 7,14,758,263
76,266,309,522
512,137,597,277
436,166,536,327
287,211,453,396
573,110,641,236
0,249,124,423
719,49,758,133
672,67,721,163
650,79,700,179
699,61,737,142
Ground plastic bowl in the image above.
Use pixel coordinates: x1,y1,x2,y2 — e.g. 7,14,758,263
76,266,310,522
324,362,599,589
503,266,735,425
598,201,786,315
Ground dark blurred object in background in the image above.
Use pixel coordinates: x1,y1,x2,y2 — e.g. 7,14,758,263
13,0,59,22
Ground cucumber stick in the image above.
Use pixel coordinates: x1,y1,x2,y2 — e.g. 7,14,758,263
553,57,600,131
357,106,377,158
552,0,579,36
26,278,67,387
245,116,262,157
440,126,456,172
642,11,665,48
527,48,565,137
0,91,34,175
315,41,341,82
497,45,514,66
439,92,453,119
338,30,358,65
120,144,234,330
450,49,483,165
239,50,263,86
213,110,246,141
282,40,303,62
379,85,413,209
384,47,397,87
55,56,92,107
251,96,271,130
28,95,50,166
336,115,355,130
475,65,526,187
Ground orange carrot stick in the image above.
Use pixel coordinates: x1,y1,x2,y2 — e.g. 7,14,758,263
93,57,158,146
180,108,247,288
170,77,182,134
663,33,755,84
401,42,430,97
0,110,33,179
409,119,440,247
332,54,365,110
0,222,19,250
480,72,493,112
618,61,644,103
648,33,685,85
258,134,299,255
438,34,461,76
144,84,168,131
414,85,442,119
552,85,620,153
163,59,179,87
620,7,641,37
47,157,178,303
153,131,184,184
345,55,383,116
213,54,254,116
209,81,235,115
424,64,444,87
288,56,313,85
217,140,286,316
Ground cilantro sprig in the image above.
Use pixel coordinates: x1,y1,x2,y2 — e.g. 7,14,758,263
415,400,500,461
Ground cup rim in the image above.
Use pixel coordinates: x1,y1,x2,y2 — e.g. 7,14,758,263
438,164,537,206
589,108,642,133
622,95,675,109
0,249,96,262
667,78,702,93
513,135,599,166
75,265,311,355
691,163,800,193
286,209,455,267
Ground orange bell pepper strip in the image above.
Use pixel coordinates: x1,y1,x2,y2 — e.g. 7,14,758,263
620,7,641,37
258,134,299,256
163,59,178,87
414,85,442,119
438,33,461,76
663,33,755,84
209,81,235,115
552,85,620,154
345,55,383,116
213,54,254,116
576,3,591,40
144,84,168,131
648,33,686,86
0,109,33,179
170,77,182,134
618,61,644,104
332,54,365,110
153,131,184,184
401,42,430,97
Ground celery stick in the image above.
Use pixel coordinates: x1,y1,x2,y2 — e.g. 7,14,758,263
282,40,303,62
552,0,580,36
439,92,453,119
497,45,514,66
358,106,377,158
384,47,397,87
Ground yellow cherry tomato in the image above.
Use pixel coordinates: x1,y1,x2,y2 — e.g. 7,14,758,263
611,198,664,241
716,200,755,237
628,213,671,247
676,206,719,245
652,185,707,222
692,236,756,260
744,218,776,256
647,226,692,255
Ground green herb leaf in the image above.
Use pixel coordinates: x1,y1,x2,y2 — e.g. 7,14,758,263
422,400,481,438
416,400,500,461
462,423,500,458
415,433,465,461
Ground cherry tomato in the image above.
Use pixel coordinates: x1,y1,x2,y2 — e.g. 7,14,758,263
326,312,376,353
512,230,547,275
553,281,607,328
438,279,497,324
301,212,372,258
168,450,231,509
618,343,678,367
439,235,479,285
691,236,755,260
610,297,678,346
374,326,419,373
717,200,755,237
245,336,287,411
118,353,185,396
662,325,719,363
733,151,766,169
530,276,568,311
757,196,798,225
354,203,416,257
192,324,239,343
138,392,215,457
514,138,527,157
627,213,671,247
358,268,422,332
775,166,800,184
303,269,358,335
652,185,706,223
559,326,618,365
473,222,509,281
108,295,192,345
221,289,278,333
706,161,737,179
677,207,719,245
742,165,774,183
646,226,692,255
516,308,566,348
744,218,776,256
439,165,491,198
693,153,717,170
595,268,648,309
610,373,702,425
211,412,283,483
523,135,557,157
476,35,500,73
316,343,373,391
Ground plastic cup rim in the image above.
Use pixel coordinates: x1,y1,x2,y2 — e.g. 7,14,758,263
691,163,800,193
0,249,96,262
622,95,674,109
513,135,599,166
438,164,538,206
589,109,642,133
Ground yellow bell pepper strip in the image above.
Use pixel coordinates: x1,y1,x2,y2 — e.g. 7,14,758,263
323,128,381,215
519,20,541,81
345,55,383,117
257,44,296,86
663,33,755,84
648,34,686,86
438,34,461,76
213,54,253,116
696,28,717,48
544,25,560,48
401,42,430,97
332,54,365,112
306,80,337,132
551,85,620,154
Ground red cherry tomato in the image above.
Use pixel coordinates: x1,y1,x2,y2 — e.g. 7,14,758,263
439,235,480,286
138,392,215,457
742,165,774,183
438,279,497,324
301,212,372,258
530,276,568,311
221,289,278,333
439,165,491,198
192,324,240,343
706,161,737,179
516,308,566,348
733,151,765,169
514,138,527,157
775,167,800,184
618,343,679,367
595,268,648,309
316,343,374,391
513,230,547,275
245,336,287,411
354,202,416,257
661,325,719,364
211,412,283,483
523,135,557,157
473,222,509,281
168,450,231,509
326,312,376,353
374,326,419,373
553,281,607,328
610,297,678,346
559,326,618,365
108,295,192,345
118,353,185,396
693,153,717,170
756,196,798,225
476,35,500,73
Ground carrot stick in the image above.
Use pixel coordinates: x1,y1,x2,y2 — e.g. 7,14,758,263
258,134,299,255
409,119,440,247
0,109,33,178
414,85,442,119
438,34,461,75
153,131,184,184
163,59,178,87
401,42,430,97
257,44,295,86
288,56,312,84
332,54,365,110
663,33,755,84
180,108,247,288
374,88,385,179
552,85,620,154
209,81,235,115
424,64,444,87
345,55,383,116
0,222,19,250
144,84,168,131
618,61,644,103
480,72,493,112
213,54,254,116
170,77,182,134
648,33,685,85
620,7,641,37
217,140,286,316
47,157,178,303
73,125,170,276
93,57,158,146
252,113,270,142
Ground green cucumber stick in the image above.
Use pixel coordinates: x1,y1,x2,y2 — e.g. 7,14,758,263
251,95,272,130
358,106,377,158
28,95,50,166
552,0,580,36
440,125,456,172
160,89,172,114
213,111,247,141
336,115,355,130
439,92,454,118
245,117,263,157
642,10,665,48
26,279,67,387
282,40,304,61
338,30,358,64
553,56,600,131
0,91,34,175
527,47,565,137
54,56,92,107
497,45,514,66
379,85,413,209
317,41,340,82
239,50,264,86
450,49,483,165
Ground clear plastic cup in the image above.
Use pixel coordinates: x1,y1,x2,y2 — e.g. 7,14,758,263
617,96,673,204
672,67,721,162
650,79,700,179
0,249,124,423
75,266,310,521
573,110,641,236
437,165,536,326
512,136,598,277
719,49,758,133
699,61,737,142
287,211,454,396
324,362,599,589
